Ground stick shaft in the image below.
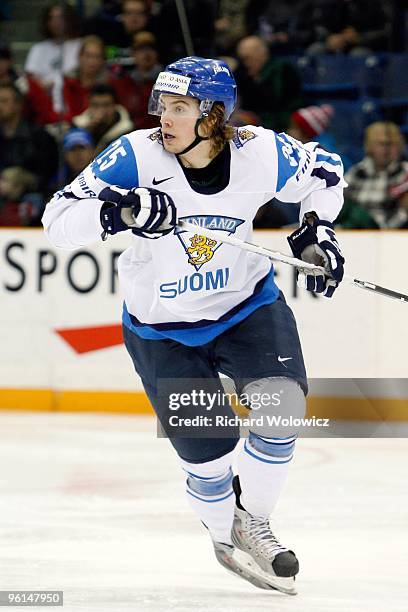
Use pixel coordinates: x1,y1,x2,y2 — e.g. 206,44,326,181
178,220,326,272
350,278,408,303
177,220,408,303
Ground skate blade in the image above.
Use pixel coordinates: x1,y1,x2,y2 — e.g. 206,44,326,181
232,548,297,595
215,547,277,591
215,545,297,594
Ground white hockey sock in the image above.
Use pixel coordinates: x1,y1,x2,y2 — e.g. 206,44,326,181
179,450,236,545
236,433,296,518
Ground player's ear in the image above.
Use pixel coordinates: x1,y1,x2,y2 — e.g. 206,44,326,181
199,105,220,138
199,114,215,138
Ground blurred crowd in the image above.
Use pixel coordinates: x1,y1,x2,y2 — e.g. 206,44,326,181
0,0,407,229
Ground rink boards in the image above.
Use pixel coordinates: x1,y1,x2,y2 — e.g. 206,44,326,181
0,228,407,417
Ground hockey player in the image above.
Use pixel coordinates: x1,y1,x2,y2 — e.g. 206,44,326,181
43,57,346,594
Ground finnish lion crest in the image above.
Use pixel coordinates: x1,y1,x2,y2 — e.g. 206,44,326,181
232,127,257,149
187,234,217,266
147,129,163,143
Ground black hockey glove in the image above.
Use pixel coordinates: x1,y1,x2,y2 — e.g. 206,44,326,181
287,213,345,298
99,186,177,239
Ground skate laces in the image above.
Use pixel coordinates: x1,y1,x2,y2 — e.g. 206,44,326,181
245,515,286,559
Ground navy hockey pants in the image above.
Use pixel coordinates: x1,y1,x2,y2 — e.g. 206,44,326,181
123,293,307,463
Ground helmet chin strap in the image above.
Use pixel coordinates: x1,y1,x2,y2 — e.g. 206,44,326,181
176,115,210,157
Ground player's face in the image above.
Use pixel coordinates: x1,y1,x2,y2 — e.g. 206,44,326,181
160,95,200,153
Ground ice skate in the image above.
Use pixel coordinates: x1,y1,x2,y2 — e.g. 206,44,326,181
229,476,298,595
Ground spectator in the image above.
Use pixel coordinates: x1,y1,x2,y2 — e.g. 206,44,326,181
128,31,161,82
115,31,161,128
245,0,304,54
0,167,44,227
288,104,334,144
52,128,95,189
83,1,124,52
121,0,151,41
288,103,353,171
72,84,133,154
335,196,380,229
110,0,156,60
343,122,408,228
84,0,157,60
215,0,250,55
0,84,59,192
63,35,144,124
389,172,408,228
297,0,391,55
24,2,81,112
0,43,57,125
235,35,302,131
63,36,110,120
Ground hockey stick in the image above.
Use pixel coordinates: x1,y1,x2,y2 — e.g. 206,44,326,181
177,220,408,303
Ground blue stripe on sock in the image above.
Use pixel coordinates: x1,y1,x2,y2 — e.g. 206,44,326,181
186,489,234,504
187,468,233,496
248,432,295,457
185,471,220,480
244,441,293,465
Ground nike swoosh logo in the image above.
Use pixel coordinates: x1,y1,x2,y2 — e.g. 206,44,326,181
152,176,173,185
278,356,293,367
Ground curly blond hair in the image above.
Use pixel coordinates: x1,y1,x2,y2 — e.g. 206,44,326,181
200,103,235,157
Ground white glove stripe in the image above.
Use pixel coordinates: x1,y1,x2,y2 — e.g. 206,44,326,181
145,205,162,229
111,186,130,197
160,195,173,228
328,250,338,272
134,188,154,227
297,272,307,289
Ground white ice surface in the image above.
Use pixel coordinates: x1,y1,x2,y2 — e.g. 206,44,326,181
0,412,407,612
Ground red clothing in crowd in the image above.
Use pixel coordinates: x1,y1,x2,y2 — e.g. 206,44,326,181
17,74,58,124
113,75,158,129
62,76,90,120
62,74,158,129
0,200,35,226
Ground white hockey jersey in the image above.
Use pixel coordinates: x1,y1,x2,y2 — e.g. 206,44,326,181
43,126,346,346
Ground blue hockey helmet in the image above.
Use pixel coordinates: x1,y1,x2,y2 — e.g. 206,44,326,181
148,56,237,121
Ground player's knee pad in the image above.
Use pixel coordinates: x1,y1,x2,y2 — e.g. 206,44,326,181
242,376,306,438
179,449,234,498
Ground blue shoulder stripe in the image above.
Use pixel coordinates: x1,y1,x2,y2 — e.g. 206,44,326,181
91,136,138,189
315,152,342,166
275,133,299,192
